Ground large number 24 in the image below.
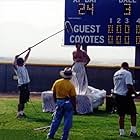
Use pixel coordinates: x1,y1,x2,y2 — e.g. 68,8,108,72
78,3,94,15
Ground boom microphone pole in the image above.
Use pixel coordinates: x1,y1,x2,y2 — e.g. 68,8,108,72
17,21,73,56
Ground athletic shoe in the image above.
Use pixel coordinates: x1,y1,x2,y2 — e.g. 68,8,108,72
16,114,24,119
130,132,138,138
120,132,125,137
120,134,125,137
16,113,26,119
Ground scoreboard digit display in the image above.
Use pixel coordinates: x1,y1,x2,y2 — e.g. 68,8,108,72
64,0,140,46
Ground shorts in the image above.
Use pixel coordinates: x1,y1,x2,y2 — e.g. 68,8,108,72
115,94,136,116
18,83,30,104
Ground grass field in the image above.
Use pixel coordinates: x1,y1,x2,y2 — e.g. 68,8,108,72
0,97,140,140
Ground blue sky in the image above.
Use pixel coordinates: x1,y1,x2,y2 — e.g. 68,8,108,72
0,0,135,66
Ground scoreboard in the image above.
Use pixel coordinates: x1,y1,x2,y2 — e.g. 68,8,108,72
64,0,140,46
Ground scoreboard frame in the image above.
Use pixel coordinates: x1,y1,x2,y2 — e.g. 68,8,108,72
64,0,140,46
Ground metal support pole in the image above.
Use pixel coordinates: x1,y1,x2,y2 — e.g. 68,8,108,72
134,46,140,90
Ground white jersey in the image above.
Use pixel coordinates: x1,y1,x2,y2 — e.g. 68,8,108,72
15,65,30,86
113,68,133,96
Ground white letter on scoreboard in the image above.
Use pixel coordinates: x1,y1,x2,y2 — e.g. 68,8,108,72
73,0,80,3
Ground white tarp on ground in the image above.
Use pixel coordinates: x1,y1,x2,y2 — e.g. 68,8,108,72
41,86,106,114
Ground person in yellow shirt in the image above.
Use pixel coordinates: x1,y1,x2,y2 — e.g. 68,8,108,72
47,67,76,140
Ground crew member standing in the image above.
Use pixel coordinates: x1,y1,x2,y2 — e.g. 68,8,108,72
113,62,138,137
47,67,76,140
13,48,31,118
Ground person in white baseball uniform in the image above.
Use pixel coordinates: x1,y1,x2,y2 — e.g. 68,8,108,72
13,48,31,118
113,62,138,137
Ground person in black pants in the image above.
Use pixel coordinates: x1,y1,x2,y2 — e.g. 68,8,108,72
113,62,138,137
13,48,31,118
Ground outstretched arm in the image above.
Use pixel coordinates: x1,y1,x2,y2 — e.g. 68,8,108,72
24,48,31,63
13,55,19,70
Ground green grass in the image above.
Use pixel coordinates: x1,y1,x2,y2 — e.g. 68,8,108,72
0,97,140,140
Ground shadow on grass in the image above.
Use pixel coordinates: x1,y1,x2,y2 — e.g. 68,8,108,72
93,109,116,116
76,109,112,117
25,115,51,123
